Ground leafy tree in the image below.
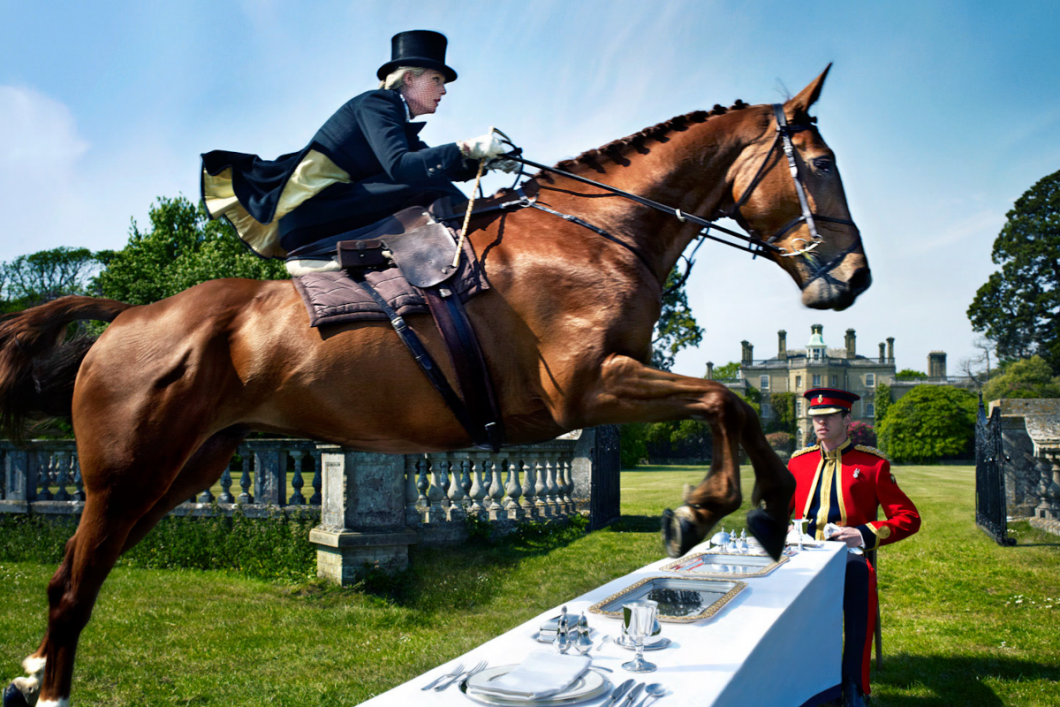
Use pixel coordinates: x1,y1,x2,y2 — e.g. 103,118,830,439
643,419,712,461
2,247,102,308
968,169,1060,371
651,271,704,371
765,431,793,453
766,391,796,434
877,385,977,463
95,196,288,305
895,369,928,381
619,423,648,469
874,382,892,432
981,355,1060,402
712,361,741,380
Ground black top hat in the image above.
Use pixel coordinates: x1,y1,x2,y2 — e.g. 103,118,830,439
377,30,457,83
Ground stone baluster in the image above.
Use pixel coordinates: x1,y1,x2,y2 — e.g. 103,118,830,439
309,449,323,505
534,454,551,519
487,454,506,520
289,449,306,506
436,455,451,510
218,458,235,504
546,452,563,517
520,454,538,519
237,447,254,504
425,454,448,522
415,456,429,516
38,453,53,501
448,456,469,521
551,452,566,516
468,454,487,517
560,454,575,514
72,452,85,503
403,455,420,525
53,450,72,502
504,456,525,521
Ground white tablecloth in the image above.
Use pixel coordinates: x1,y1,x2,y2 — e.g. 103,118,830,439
360,542,847,707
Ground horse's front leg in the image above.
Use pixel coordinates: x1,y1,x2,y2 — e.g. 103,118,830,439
578,355,792,560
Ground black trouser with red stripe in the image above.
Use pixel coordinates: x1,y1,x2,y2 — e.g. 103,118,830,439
843,552,871,693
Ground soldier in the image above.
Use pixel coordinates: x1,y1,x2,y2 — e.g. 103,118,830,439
789,388,921,707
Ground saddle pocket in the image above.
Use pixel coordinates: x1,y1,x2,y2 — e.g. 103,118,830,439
337,239,393,269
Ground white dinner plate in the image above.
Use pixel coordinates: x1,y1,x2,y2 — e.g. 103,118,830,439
462,664,610,706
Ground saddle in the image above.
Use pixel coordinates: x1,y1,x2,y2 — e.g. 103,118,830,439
287,200,504,451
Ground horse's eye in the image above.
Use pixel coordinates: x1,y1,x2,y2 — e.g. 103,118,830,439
812,157,832,173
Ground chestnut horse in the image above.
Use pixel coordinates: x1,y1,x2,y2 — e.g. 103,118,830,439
2,67,868,706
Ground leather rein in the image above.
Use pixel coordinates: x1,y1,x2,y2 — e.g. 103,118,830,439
481,104,861,293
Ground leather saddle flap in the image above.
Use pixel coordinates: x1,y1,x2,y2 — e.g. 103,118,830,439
379,223,459,288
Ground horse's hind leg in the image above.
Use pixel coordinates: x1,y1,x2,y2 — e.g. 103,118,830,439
4,431,242,707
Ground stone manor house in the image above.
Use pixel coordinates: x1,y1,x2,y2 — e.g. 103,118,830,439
709,324,974,448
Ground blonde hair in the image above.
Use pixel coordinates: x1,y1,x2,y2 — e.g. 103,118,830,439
379,66,428,90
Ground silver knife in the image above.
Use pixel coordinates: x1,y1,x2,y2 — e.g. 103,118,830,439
620,683,645,707
602,678,635,707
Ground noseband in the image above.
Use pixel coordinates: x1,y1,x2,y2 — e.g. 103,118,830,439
493,104,861,288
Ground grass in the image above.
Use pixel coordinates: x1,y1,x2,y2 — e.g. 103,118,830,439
1,465,1058,706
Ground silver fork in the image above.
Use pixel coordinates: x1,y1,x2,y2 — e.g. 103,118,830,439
421,662,463,691
435,660,487,691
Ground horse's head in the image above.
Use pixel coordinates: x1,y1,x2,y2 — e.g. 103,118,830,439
726,66,870,310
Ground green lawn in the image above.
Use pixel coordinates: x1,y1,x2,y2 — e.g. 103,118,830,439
1,465,1058,706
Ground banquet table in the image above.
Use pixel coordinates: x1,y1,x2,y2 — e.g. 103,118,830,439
359,541,847,707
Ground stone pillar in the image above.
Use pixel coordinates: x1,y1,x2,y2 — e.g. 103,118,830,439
253,445,288,506
928,351,947,380
886,337,895,363
778,330,787,359
706,362,714,380
845,329,856,359
309,446,418,584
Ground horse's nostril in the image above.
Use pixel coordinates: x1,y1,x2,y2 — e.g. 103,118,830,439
849,268,872,294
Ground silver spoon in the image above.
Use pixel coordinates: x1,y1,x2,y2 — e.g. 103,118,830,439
636,683,667,707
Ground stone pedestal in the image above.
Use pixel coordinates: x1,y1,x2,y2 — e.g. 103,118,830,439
309,446,418,584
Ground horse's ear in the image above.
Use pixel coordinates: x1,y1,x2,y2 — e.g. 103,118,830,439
783,64,832,121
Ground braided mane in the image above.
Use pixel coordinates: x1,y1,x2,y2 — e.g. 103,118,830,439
548,99,750,174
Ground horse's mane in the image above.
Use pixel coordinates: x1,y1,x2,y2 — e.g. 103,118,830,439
547,99,751,174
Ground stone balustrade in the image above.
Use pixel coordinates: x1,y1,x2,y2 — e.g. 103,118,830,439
986,399,1060,536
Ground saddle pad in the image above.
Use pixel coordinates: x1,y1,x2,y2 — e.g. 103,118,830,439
291,237,487,328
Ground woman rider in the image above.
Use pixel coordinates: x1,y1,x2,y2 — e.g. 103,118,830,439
200,30,512,259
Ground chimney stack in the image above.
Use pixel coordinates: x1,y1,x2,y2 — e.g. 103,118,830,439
928,351,947,380
878,343,886,363
741,341,754,365
845,328,856,359
706,361,714,380
886,337,895,362
778,330,787,359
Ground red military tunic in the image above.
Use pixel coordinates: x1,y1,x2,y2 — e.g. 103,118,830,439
788,438,921,693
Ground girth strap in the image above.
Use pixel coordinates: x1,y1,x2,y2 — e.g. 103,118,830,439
348,272,501,451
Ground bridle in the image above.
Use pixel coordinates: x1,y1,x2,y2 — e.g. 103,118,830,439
486,104,861,289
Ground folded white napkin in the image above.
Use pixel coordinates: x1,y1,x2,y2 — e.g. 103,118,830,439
471,651,591,700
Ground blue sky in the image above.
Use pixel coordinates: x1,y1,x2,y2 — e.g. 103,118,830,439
2,0,1058,378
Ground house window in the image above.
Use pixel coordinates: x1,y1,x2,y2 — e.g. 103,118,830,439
796,429,804,446
831,375,838,386
866,373,875,387
812,374,821,386
760,375,770,389
761,402,772,419
866,403,875,416
795,375,802,389
812,348,821,360
796,400,803,416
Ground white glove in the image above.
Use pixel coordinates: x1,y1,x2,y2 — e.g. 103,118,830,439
487,157,520,173
459,132,505,160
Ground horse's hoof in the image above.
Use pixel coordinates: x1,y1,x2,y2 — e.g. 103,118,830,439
661,507,703,558
746,508,786,561
3,684,31,707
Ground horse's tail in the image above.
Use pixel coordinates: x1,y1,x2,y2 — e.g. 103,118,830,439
0,295,133,443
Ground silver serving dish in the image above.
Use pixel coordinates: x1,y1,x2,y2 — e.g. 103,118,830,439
660,552,788,578
460,664,611,706
588,576,746,623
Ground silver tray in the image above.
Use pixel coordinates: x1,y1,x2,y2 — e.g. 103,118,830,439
588,576,746,623
660,552,788,578
460,664,611,706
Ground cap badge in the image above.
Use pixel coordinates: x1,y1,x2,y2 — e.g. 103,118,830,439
816,394,824,403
